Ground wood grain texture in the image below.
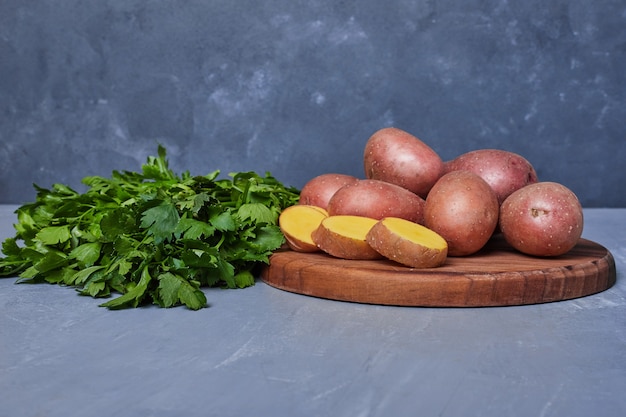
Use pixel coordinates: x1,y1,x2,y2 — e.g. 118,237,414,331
261,236,616,307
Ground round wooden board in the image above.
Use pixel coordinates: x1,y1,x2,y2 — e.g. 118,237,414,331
261,236,616,307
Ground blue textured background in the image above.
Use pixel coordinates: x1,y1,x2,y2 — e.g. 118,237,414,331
1,0,624,206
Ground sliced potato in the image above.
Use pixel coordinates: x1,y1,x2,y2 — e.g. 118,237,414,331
279,205,329,252
312,215,382,260
367,217,448,268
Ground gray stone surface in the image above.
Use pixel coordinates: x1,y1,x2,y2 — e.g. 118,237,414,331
1,1,625,206
1,205,625,416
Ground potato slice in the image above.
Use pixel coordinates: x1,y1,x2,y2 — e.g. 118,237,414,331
366,217,448,268
279,205,329,252
312,215,382,260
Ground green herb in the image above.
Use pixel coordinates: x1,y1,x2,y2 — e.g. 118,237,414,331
0,146,299,310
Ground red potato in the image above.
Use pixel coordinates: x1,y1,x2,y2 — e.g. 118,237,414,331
444,149,538,205
424,171,499,256
327,179,425,224
299,173,360,210
499,182,583,257
363,127,444,198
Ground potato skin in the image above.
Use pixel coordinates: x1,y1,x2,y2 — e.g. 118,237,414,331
299,173,360,210
499,182,583,257
366,218,448,268
311,215,382,260
327,179,425,224
424,171,499,256
444,149,538,205
363,127,444,198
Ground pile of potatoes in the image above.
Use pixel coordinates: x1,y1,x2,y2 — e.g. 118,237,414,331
279,127,584,268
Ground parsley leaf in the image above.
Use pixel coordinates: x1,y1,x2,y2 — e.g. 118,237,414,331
35,225,72,245
0,145,299,310
140,200,181,244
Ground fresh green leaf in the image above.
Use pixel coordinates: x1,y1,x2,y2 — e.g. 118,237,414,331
158,272,182,308
177,282,207,310
140,200,180,244
35,225,72,245
175,218,215,240
1,238,21,257
17,265,40,281
100,208,137,242
81,280,107,297
250,225,287,253
192,192,212,214
69,242,102,267
210,210,236,232
0,145,300,310
44,267,77,284
14,209,38,236
216,257,236,288
234,270,255,288
70,265,106,285
236,203,277,225
34,250,69,274
99,266,152,309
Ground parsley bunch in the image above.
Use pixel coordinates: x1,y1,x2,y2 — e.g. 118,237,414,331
0,146,300,310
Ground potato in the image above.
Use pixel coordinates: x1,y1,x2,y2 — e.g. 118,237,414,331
444,149,538,205
366,217,448,268
278,205,329,252
299,173,360,210
424,171,499,256
312,215,382,260
363,127,444,198
499,182,583,256
327,179,425,224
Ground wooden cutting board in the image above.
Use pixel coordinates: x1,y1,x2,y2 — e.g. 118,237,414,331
261,236,616,307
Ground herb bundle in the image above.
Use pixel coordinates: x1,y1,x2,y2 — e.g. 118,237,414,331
0,146,300,310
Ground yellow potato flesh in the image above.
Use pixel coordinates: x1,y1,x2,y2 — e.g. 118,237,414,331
312,215,382,260
279,205,328,251
321,215,378,240
381,217,447,250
